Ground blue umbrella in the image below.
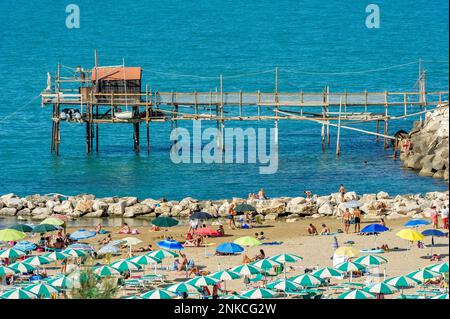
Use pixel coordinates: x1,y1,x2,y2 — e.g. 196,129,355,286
157,239,184,250
421,229,447,255
98,245,120,255
216,242,244,254
404,219,431,227
190,211,214,220
69,229,97,240
360,224,390,233
14,241,36,252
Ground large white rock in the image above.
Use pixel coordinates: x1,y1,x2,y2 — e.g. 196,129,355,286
318,202,334,215
107,201,127,216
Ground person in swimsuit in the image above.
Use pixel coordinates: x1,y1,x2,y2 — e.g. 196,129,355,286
353,207,362,233
343,208,351,234
320,224,330,235
228,204,237,230
307,224,318,236
339,184,346,202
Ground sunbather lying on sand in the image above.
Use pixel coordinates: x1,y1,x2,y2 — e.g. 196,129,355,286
188,266,210,277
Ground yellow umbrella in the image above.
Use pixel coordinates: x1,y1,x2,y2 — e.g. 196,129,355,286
40,217,65,226
0,229,27,242
334,246,359,257
233,236,261,247
396,229,424,242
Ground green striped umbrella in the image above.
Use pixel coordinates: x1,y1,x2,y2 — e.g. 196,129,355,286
365,282,397,294
338,289,375,299
46,275,74,289
353,255,388,267
166,282,199,293
432,293,449,299
8,262,35,273
128,255,161,265
140,289,176,299
43,251,70,261
220,294,249,299
427,262,449,274
312,267,344,279
94,265,121,277
0,248,26,259
267,279,301,292
110,259,142,272
231,264,261,275
62,249,88,258
406,269,441,282
384,275,420,288
8,224,34,233
241,288,277,299
335,261,365,272
0,288,37,299
23,256,52,266
186,276,220,287
251,258,281,270
269,253,302,263
289,274,323,287
210,270,241,281
147,249,178,260
0,266,16,276
24,282,59,298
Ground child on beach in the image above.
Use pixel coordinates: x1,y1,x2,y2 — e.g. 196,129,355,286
320,224,330,235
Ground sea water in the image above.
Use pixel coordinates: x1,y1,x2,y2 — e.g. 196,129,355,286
0,0,448,200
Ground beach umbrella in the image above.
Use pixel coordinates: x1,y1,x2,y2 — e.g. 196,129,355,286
216,242,244,254
46,275,73,289
0,229,26,241
241,287,277,299
110,259,142,272
354,255,388,267
403,219,431,227
151,216,179,228
148,249,178,260
432,293,449,299
427,262,449,274
186,276,220,287
338,289,375,299
396,229,424,242
98,245,120,255
157,239,184,251
122,295,142,299
32,224,58,233
384,275,420,288
406,269,441,282
166,282,199,293
267,279,301,292
233,236,261,247
0,248,25,259
334,246,359,258
269,253,303,264
312,267,344,279
421,229,446,237
231,264,261,276
121,237,143,246
365,282,397,295
8,224,33,233
109,239,127,247
43,251,70,261
335,261,365,272
190,211,214,220
210,270,241,281
220,294,248,299
67,243,95,251
251,258,281,270
63,249,88,258
8,262,35,273
14,241,36,252
0,266,16,276
195,227,220,237
69,229,96,240
128,255,161,265
0,288,37,299
289,273,323,287
140,288,176,299
23,255,52,266
342,200,362,209
360,224,389,233
94,265,121,277
40,217,65,226
24,282,59,298
234,204,256,213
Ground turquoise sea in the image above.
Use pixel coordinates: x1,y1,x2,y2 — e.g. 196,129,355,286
0,0,448,200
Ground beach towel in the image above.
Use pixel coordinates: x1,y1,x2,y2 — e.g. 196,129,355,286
261,241,283,245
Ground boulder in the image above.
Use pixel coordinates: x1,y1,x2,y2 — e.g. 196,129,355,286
256,200,286,215
122,197,138,207
318,202,334,216
316,195,332,207
141,199,159,208
155,203,172,216
376,191,389,200
84,210,106,218
286,197,308,214
124,203,153,218
31,207,51,216
74,200,93,214
0,207,17,216
16,208,32,216
5,197,23,209
218,202,231,217
107,201,127,216
264,213,278,221
92,200,109,212
53,200,73,214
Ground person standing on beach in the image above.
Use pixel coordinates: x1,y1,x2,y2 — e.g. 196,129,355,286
431,206,439,229
353,207,361,233
339,184,346,202
228,204,236,230
343,208,351,234
440,206,449,230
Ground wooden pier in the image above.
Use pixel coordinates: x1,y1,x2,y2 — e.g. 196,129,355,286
40,54,449,156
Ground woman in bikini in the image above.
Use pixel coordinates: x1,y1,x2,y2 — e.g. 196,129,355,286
228,204,237,230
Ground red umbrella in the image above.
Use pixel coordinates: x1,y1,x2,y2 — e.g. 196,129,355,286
195,227,220,237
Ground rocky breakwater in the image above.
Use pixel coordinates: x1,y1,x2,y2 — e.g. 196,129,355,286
1,190,448,222
401,105,449,181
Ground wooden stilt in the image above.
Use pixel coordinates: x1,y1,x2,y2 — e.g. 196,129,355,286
376,120,380,143
384,91,389,149
96,105,99,153
336,98,342,157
